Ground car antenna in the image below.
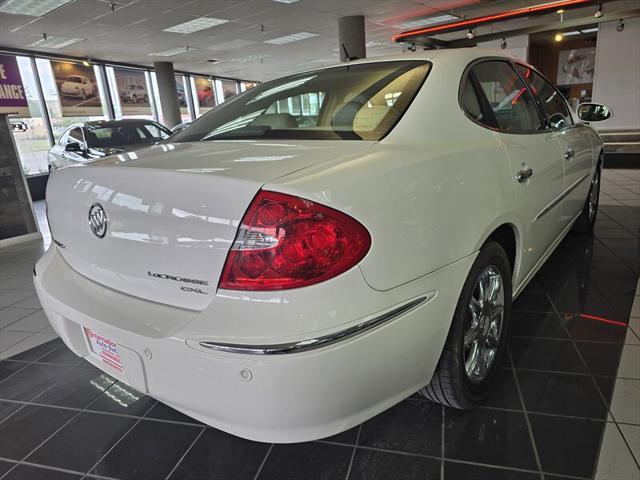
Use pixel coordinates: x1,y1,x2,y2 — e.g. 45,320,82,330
341,43,356,61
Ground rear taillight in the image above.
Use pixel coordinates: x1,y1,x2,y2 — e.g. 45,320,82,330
219,191,371,291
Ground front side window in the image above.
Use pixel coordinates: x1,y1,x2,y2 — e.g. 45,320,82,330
67,127,84,145
470,61,542,133
516,65,573,130
171,61,430,142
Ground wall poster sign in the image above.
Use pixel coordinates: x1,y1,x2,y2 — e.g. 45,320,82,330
114,68,151,115
50,61,103,116
194,76,215,112
0,54,30,117
556,47,596,86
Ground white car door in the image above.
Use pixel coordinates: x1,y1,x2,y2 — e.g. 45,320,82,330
520,67,594,224
468,60,565,283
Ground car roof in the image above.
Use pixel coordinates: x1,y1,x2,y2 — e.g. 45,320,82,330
82,119,161,128
284,47,528,78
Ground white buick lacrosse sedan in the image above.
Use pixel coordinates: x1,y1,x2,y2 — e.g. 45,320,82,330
35,48,610,443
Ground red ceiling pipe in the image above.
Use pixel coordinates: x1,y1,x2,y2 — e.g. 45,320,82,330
392,0,593,42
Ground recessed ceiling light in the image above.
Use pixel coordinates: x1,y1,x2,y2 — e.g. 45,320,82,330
398,14,459,29
163,17,229,34
273,0,299,3
264,32,319,44
27,35,84,48
148,46,194,57
230,54,272,63
0,0,73,16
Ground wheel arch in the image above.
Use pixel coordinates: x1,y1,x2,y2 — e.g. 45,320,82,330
477,221,522,286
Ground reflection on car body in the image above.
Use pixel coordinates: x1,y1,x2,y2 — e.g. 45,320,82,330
47,119,172,170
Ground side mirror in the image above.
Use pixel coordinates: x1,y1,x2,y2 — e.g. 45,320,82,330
547,112,567,130
65,142,83,152
577,103,613,122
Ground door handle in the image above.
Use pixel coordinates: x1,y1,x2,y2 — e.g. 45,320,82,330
564,147,575,160
515,166,533,183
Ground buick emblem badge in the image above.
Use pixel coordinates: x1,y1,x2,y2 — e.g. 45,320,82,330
88,203,107,238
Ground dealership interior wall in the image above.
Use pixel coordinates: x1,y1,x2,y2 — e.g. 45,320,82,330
1,1,640,479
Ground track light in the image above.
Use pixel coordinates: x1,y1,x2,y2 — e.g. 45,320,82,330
594,1,603,18
466,28,475,39
616,19,625,32
82,59,91,67
554,32,563,42
500,37,507,49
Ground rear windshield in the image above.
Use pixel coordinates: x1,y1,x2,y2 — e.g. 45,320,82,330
171,60,430,142
86,123,171,148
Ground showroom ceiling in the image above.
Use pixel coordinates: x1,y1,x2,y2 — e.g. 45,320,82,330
0,0,637,80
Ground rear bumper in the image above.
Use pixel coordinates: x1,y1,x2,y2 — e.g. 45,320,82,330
34,246,474,443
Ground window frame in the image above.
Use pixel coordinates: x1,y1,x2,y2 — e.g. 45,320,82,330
66,125,87,149
513,62,576,131
459,57,550,136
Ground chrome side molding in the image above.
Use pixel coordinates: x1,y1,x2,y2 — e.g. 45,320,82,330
533,173,590,222
198,293,435,355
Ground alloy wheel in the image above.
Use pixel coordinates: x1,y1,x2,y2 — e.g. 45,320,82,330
463,265,504,384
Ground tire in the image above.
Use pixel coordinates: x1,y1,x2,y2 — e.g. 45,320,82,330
572,163,601,233
420,241,512,409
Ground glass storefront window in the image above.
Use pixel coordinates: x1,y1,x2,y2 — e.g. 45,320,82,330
150,72,191,127
7,53,248,175
215,78,239,103
240,81,257,92
11,57,50,176
105,66,155,121
35,58,107,146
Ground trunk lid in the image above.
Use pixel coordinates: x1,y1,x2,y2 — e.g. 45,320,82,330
46,140,373,310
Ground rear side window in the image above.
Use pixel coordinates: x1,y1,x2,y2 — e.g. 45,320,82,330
465,60,542,133
516,64,573,130
460,78,484,123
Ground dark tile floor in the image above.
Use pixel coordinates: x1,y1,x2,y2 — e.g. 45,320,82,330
0,170,639,479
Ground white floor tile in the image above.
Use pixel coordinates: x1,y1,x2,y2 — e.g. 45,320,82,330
0,276,33,291
0,290,34,308
630,317,640,338
627,329,640,345
619,424,640,467
0,330,31,352
9,294,43,310
5,310,48,333
611,379,640,425
595,423,640,480
0,332,58,360
0,307,37,329
618,345,640,380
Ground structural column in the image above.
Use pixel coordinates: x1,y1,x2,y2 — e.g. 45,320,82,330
153,61,181,128
338,15,366,62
